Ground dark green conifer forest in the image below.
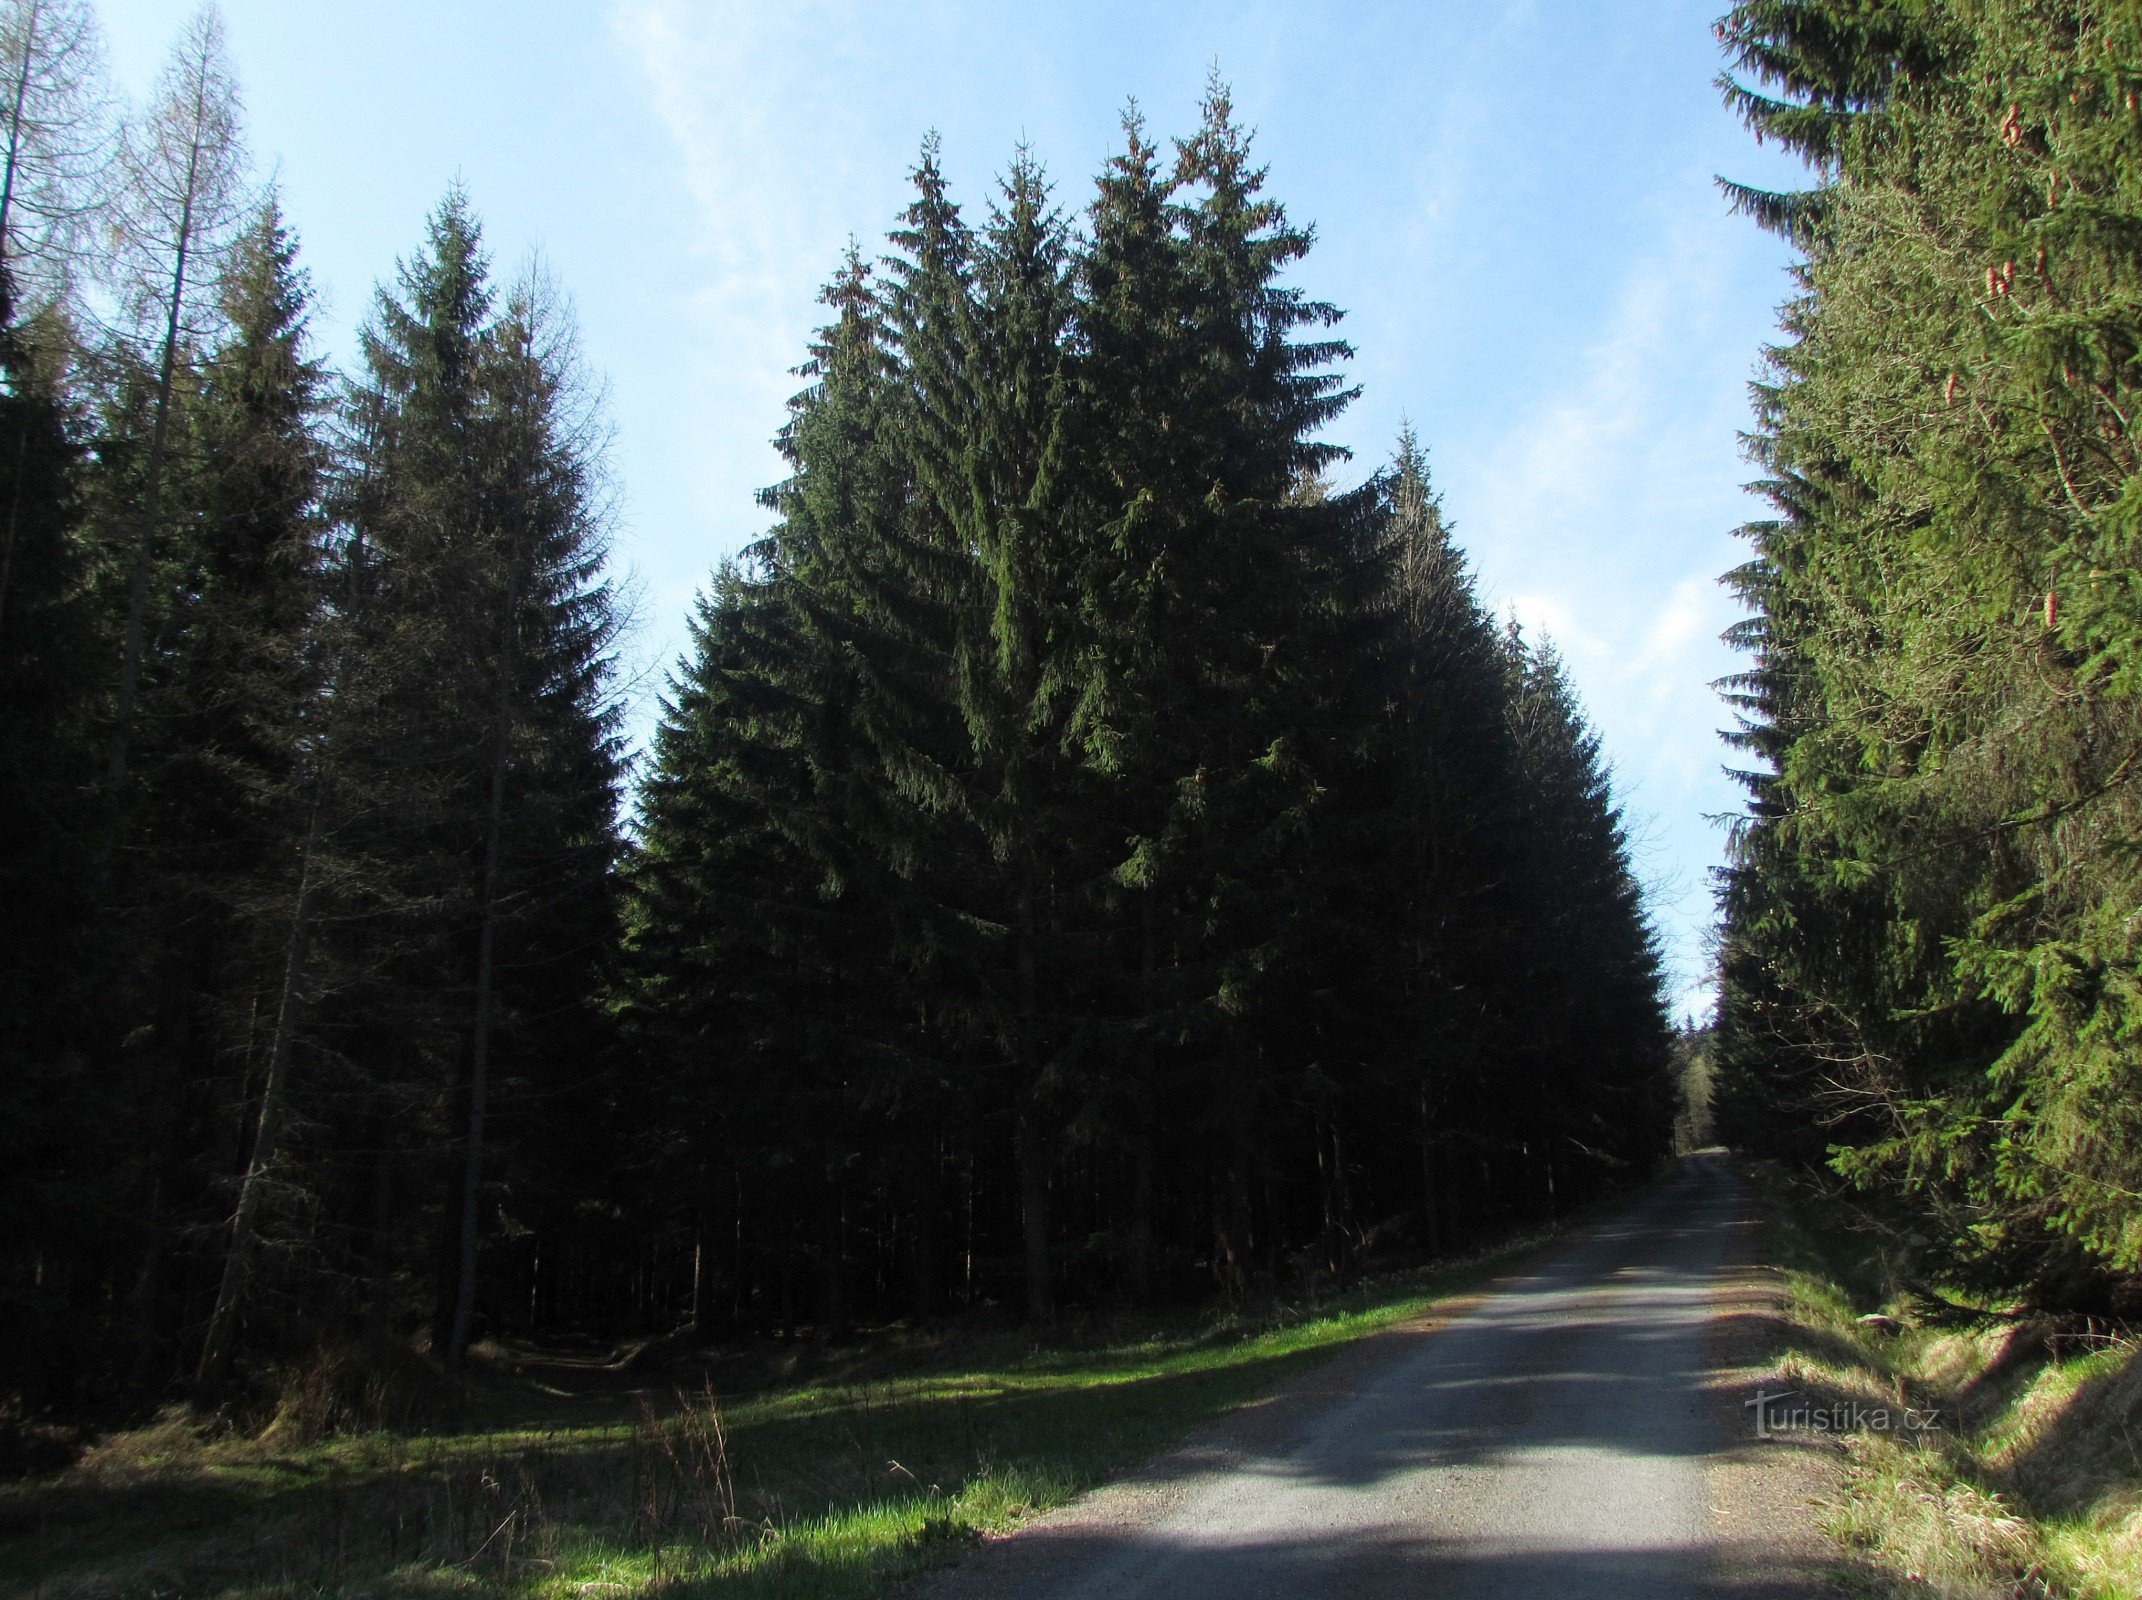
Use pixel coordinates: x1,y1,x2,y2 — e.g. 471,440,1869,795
2,4,1674,1426
1714,0,2142,1311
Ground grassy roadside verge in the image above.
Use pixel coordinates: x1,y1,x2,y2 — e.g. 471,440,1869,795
2,1222,1568,1600
1744,1161,2142,1599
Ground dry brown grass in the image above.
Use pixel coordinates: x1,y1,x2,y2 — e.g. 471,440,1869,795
1754,1164,2142,1599
4,1383,808,1599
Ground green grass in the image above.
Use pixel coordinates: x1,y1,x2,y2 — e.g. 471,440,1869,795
1743,1161,2142,1600
1,1230,1555,1600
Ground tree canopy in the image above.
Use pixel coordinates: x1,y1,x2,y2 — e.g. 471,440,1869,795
0,9,1672,1424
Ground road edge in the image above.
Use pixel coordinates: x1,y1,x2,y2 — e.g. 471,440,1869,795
902,1209,1617,1598
1702,1156,1853,1597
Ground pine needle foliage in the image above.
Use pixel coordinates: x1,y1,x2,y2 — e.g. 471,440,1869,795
623,87,1674,1330
1715,0,2142,1302
0,33,1672,1421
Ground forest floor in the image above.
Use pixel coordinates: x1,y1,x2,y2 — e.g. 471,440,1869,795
0,1224,1577,1599
1743,1161,2142,1600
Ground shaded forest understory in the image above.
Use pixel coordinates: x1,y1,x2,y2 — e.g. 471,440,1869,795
0,1232,1565,1599
1,3,1674,1443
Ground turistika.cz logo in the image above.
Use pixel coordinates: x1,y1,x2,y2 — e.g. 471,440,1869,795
1744,1388,1942,1439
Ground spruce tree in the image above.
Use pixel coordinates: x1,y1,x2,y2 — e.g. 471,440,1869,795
1375,430,1521,1250
337,193,501,1356
445,273,624,1365
342,199,624,1364
1714,0,2142,1295
602,95,1681,1347
1502,630,1673,1210
943,151,1079,1323
183,199,331,1395
0,280,103,1408
1160,76,1355,1287
1066,106,1193,1299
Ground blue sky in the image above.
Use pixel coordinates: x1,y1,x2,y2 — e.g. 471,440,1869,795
97,0,1808,1018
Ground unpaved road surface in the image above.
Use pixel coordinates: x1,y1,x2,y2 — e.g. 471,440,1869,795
922,1155,1838,1599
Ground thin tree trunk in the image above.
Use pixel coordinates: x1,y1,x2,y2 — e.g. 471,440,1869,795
126,1174,165,1378
355,1113,397,1340
1015,851,1052,1325
444,684,511,1370
0,0,41,336
906,1136,940,1320
690,1160,718,1339
1128,1085,1154,1302
1215,1091,1254,1296
195,796,321,1397
1016,1106,1051,1323
814,1183,846,1343
109,117,204,791
1418,1076,1442,1257
0,6,36,674
960,1136,975,1306
1323,1116,1352,1276
0,425,28,642
1127,889,1156,1303
439,437,542,1364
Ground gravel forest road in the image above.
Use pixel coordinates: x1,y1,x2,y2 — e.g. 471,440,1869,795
920,1154,1839,1600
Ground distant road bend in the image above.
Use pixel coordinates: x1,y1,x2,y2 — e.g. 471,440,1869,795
923,1155,1830,1600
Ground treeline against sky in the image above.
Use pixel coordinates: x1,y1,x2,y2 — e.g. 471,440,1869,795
2,0,1670,1423
1715,0,2142,1308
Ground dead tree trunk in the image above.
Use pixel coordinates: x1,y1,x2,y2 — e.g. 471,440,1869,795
109,121,201,791
194,797,320,1397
